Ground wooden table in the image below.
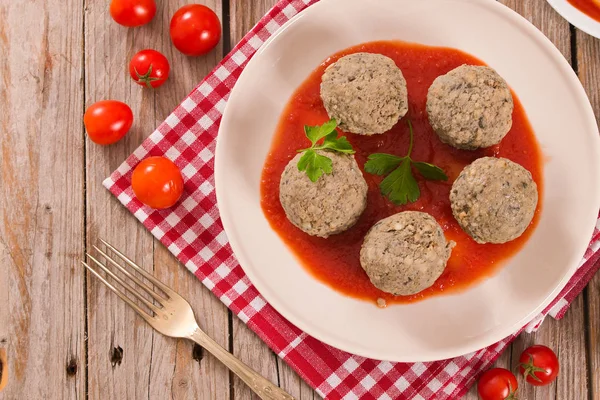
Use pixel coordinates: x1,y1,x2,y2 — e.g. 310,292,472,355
1,0,599,398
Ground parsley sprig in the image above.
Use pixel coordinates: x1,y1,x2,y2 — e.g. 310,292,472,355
364,120,448,205
297,119,355,182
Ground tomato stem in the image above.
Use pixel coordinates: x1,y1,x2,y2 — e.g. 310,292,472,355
505,381,518,400
519,354,546,383
406,119,414,157
135,64,162,89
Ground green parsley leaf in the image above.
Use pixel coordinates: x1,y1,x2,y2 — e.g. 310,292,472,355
363,119,448,205
297,149,333,182
296,119,355,182
412,161,448,181
380,158,420,205
319,131,355,154
364,153,405,176
304,119,338,146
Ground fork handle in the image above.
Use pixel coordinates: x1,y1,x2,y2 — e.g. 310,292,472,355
189,328,295,400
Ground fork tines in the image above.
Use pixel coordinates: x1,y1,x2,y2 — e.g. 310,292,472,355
81,239,172,322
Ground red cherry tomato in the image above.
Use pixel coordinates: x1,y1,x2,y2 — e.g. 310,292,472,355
84,100,133,145
170,4,221,56
132,157,184,209
129,49,170,88
477,368,518,400
519,345,559,386
110,0,156,27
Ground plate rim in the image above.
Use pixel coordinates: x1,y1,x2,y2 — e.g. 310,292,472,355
215,0,600,362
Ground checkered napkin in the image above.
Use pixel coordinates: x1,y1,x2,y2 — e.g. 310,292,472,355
103,0,600,398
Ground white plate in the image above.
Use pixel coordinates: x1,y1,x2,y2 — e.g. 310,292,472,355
546,0,600,39
215,0,600,362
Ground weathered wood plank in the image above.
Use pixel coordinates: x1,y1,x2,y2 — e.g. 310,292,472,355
0,349,7,392
83,1,156,398
577,28,600,400
151,243,230,400
551,294,591,400
0,0,85,398
153,4,229,390
84,0,231,398
587,274,600,400
147,2,230,397
511,294,590,400
229,1,301,398
231,321,279,400
277,358,316,400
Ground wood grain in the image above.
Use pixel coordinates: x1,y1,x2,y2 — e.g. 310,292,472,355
587,276,600,400
83,0,156,395
151,246,230,400
142,1,231,398
190,329,294,400
0,0,86,398
84,0,231,399
577,27,600,400
0,349,7,392
231,321,280,400
277,358,316,400
515,296,590,399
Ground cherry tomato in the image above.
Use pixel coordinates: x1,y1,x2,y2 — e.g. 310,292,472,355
170,4,221,56
477,368,518,400
519,345,559,386
84,100,133,145
129,49,170,88
132,157,184,209
110,0,156,27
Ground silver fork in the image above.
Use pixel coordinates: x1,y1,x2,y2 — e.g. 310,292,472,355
82,239,294,400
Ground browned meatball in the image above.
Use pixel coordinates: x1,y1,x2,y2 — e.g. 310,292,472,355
450,157,538,244
321,52,408,135
427,65,514,149
279,151,368,238
360,211,455,296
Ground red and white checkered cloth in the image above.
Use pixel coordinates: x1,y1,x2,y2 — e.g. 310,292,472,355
104,0,600,398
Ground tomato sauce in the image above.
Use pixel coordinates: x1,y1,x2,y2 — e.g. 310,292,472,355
260,41,543,305
568,0,600,22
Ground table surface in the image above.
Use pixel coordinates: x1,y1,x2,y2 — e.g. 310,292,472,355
1,0,599,399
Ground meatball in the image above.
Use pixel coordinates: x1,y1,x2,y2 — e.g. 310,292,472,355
427,65,514,149
320,52,408,135
360,211,455,296
279,151,368,238
450,157,538,244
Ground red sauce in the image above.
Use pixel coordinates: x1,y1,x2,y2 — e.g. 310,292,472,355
568,0,600,22
260,41,543,305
